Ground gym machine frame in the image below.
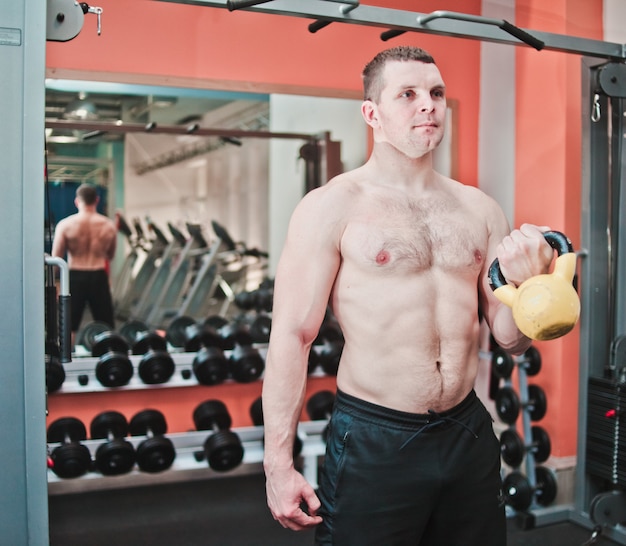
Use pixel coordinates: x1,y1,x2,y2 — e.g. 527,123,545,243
153,0,626,540
114,219,168,320
12,1,619,542
129,223,187,322
573,59,626,543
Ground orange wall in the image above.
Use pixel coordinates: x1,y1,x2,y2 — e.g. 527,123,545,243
46,0,482,186
514,0,603,457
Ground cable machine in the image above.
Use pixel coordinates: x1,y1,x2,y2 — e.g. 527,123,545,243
575,58,626,543
153,0,626,542
14,0,620,542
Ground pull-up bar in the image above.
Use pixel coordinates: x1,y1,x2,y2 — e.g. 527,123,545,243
156,0,625,60
386,11,545,51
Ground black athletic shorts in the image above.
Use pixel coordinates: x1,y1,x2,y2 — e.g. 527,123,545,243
70,269,114,331
315,389,506,546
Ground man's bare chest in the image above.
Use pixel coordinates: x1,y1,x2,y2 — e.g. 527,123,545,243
341,199,487,274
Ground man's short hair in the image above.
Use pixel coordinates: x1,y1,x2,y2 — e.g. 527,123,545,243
362,46,436,102
76,184,99,206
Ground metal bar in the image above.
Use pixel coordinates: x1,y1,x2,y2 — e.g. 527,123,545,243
226,0,273,10
419,10,501,25
417,10,544,51
153,0,626,60
44,256,70,296
611,96,626,335
1,0,49,542
518,367,537,491
44,256,72,364
227,0,358,8
45,119,316,140
575,58,624,536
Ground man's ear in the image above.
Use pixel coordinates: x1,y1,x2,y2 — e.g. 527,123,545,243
361,100,380,129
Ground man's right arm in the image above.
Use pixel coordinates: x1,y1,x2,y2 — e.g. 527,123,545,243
262,188,341,530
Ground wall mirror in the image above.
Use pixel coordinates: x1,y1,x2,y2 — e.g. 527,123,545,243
44,79,455,330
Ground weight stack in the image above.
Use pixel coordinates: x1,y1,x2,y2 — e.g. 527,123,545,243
586,377,626,486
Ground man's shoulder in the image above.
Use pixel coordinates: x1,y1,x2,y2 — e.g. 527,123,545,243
54,213,80,231
90,213,116,227
299,172,363,215
446,178,498,207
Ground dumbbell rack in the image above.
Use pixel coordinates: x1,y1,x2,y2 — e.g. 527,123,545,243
494,347,559,519
47,421,328,495
516,359,540,501
47,340,336,494
56,346,269,393
58,344,334,393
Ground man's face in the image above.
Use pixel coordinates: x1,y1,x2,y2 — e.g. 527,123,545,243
365,60,447,159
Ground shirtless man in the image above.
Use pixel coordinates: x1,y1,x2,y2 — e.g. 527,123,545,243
52,184,117,339
262,46,555,545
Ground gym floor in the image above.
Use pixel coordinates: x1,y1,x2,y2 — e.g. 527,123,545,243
48,472,619,546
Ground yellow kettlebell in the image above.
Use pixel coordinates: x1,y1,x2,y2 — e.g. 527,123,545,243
488,231,580,341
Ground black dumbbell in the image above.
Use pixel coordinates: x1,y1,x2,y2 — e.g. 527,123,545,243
88,331,134,388
47,417,92,479
193,400,244,472
249,396,302,458
90,411,136,476
499,426,551,467
519,346,542,376
306,390,336,442
234,290,257,311
218,322,265,383
491,347,515,379
495,385,547,425
255,278,274,313
194,345,230,386
119,319,166,353
167,316,221,352
168,317,226,371
138,348,175,385
234,281,273,313
235,313,272,344
313,323,344,376
502,466,558,511
128,409,176,473
119,320,150,348
308,345,322,375
45,340,65,393
187,320,231,385
250,314,272,344
204,315,229,330
120,320,175,385
76,320,111,349
167,316,230,385
492,345,542,380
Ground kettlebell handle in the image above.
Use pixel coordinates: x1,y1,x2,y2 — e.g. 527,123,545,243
488,230,574,290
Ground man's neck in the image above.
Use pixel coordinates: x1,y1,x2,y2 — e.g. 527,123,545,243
77,205,98,214
367,143,435,189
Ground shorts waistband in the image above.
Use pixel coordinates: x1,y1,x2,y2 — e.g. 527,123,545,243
70,268,108,276
335,389,479,428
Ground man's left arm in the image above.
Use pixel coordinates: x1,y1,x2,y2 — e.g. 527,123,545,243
480,222,554,355
51,221,66,259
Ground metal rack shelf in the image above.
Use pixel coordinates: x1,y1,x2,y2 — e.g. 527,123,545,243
48,421,328,495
